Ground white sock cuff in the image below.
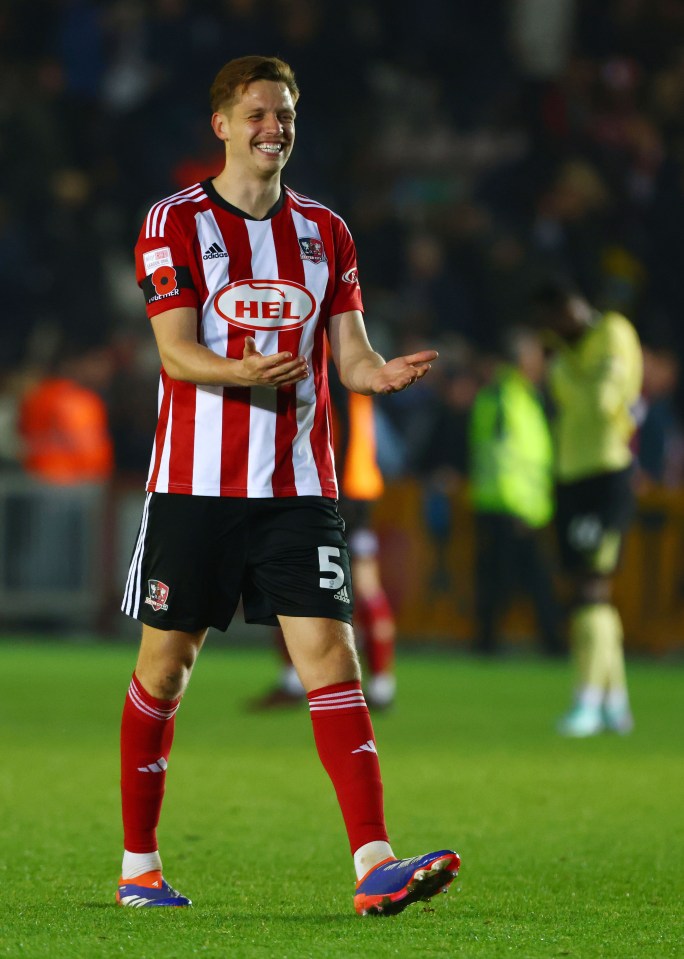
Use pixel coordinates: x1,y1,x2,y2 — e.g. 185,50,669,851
353,840,394,881
122,849,163,879
575,685,603,710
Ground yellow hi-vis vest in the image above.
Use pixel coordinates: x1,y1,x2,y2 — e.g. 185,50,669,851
469,366,554,528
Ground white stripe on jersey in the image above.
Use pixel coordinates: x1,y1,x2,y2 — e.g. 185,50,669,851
193,210,229,494
145,184,199,238
146,184,202,239
245,220,280,496
192,384,225,494
147,185,205,239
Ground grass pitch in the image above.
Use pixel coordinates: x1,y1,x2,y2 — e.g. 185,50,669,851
0,639,682,959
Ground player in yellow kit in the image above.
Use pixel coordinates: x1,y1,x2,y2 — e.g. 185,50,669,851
534,280,643,737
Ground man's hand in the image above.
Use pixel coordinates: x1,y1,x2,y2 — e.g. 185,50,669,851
368,350,438,394
239,336,309,388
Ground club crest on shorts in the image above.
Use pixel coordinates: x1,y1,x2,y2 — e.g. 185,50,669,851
298,236,327,263
145,579,170,612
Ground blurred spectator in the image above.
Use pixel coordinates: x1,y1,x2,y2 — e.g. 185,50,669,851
635,344,683,487
18,344,115,485
412,344,481,594
398,232,477,340
468,328,561,655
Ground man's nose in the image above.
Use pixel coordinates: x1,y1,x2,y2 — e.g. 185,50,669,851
263,113,284,134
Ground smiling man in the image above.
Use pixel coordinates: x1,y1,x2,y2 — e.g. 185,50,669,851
116,55,458,915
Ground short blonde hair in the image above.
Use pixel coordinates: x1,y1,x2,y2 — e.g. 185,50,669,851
210,55,299,112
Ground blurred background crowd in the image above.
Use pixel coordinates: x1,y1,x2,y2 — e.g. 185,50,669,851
1,0,684,643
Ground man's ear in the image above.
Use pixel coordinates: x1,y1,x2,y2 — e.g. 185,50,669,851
211,111,230,142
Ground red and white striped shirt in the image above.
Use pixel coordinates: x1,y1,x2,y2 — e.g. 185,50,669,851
135,180,364,498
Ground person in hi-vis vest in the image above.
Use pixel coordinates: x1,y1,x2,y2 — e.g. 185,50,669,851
469,327,561,657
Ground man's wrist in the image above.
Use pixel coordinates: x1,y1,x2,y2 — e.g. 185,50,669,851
349,354,385,394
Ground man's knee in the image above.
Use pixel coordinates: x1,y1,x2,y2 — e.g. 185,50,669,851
135,625,207,700
279,617,361,690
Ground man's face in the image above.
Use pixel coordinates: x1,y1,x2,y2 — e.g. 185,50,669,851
215,79,296,180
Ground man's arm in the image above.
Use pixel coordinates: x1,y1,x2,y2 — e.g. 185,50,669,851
150,307,309,388
328,311,437,395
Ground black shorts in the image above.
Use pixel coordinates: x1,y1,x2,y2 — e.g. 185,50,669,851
555,466,634,575
122,494,353,632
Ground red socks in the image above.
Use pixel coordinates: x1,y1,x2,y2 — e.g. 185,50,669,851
121,674,389,857
356,591,395,676
307,680,389,852
120,673,180,852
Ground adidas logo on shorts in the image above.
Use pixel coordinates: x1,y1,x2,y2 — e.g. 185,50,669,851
333,584,351,603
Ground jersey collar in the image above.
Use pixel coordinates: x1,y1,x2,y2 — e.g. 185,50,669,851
201,179,285,220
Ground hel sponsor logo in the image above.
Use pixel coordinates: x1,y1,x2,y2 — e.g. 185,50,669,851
341,268,359,284
214,279,316,331
143,246,173,275
145,579,169,612
298,236,327,263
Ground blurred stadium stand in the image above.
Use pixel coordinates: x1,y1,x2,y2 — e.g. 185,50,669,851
1,0,684,652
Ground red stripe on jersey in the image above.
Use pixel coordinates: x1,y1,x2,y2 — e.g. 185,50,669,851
310,320,336,492
220,217,254,495
167,381,196,492
148,371,172,490
274,334,301,494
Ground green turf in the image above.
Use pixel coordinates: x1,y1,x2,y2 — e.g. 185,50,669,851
0,640,682,959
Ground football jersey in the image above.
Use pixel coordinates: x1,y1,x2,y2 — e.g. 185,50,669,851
135,180,364,498
549,311,643,482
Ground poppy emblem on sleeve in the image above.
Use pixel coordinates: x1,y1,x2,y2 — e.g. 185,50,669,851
151,266,178,297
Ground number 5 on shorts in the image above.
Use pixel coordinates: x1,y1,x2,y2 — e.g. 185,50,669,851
318,546,344,589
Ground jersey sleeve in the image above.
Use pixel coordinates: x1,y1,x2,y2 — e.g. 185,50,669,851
327,216,364,317
134,206,200,318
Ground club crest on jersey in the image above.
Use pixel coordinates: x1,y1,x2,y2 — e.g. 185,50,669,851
298,237,327,264
145,580,169,613
214,279,317,331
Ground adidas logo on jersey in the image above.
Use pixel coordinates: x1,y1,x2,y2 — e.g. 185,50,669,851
333,584,351,603
203,242,228,260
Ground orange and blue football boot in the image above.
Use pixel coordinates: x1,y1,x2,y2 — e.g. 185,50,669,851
116,870,192,907
354,850,460,916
